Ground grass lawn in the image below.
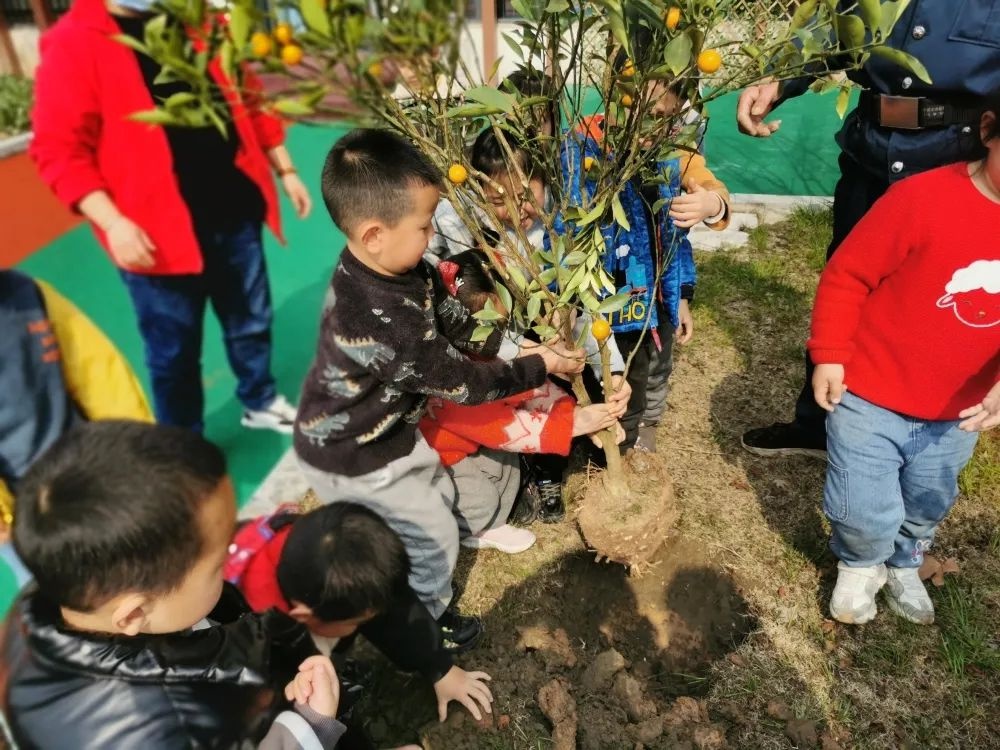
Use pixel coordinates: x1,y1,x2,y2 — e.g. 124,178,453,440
352,207,1000,749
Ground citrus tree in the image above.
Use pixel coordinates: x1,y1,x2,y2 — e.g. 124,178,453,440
134,0,922,560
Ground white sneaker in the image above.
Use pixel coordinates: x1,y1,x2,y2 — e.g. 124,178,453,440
884,566,935,624
241,395,297,435
461,524,536,554
830,562,887,624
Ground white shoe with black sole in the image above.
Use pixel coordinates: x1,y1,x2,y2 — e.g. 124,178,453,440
241,395,297,435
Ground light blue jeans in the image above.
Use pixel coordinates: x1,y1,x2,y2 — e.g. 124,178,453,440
824,392,979,569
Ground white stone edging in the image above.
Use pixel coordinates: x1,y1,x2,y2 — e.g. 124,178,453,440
0,131,32,159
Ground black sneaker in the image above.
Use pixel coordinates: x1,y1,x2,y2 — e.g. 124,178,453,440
537,479,565,523
740,421,827,459
438,609,483,654
509,478,541,526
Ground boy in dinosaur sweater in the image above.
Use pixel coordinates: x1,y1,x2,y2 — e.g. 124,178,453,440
294,129,583,625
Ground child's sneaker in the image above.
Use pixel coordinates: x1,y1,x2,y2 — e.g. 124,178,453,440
461,524,536,554
537,479,565,523
884,566,935,624
438,609,482,654
830,562,887,624
635,424,658,453
241,395,298,434
509,480,541,526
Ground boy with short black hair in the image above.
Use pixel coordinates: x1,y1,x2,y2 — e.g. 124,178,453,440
2,421,350,749
229,502,495,723
295,129,584,627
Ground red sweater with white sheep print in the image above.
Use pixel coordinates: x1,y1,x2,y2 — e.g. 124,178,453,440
419,380,576,467
808,163,1000,420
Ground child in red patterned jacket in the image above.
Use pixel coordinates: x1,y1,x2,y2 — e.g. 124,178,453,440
419,251,624,554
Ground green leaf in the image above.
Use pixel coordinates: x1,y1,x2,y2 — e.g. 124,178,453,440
789,0,818,29
664,32,693,75
495,284,513,316
510,0,538,22
113,33,150,55
857,0,881,36
879,0,913,37
563,250,587,266
526,294,542,324
501,33,524,62
835,13,867,51
129,108,180,126
532,324,558,340
835,85,851,119
597,291,630,314
474,307,506,322
545,0,569,10
607,10,630,55
470,325,494,343
463,86,516,113
228,3,252,51
579,199,607,227
538,267,558,285
219,39,235,81
301,0,332,37
273,98,317,116
611,194,630,231
163,91,198,109
870,45,932,84
445,103,496,118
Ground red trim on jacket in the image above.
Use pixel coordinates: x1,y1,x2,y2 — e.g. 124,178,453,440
29,0,285,275
239,525,293,614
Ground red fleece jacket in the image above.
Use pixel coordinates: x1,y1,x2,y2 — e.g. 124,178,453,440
808,163,1000,420
419,380,576,467
29,0,285,275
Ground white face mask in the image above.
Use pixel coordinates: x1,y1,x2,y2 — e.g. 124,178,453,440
115,0,159,13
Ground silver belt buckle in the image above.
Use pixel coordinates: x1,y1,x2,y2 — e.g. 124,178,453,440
878,95,922,130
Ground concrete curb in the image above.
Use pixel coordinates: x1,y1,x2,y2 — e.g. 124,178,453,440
729,192,833,224
0,132,31,159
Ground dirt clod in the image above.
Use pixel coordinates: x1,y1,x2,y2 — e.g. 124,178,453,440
767,701,793,721
613,672,657,722
692,723,729,749
581,648,627,691
820,731,843,750
538,678,578,750
664,696,710,727
517,624,578,669
633,716,665,744
785,718,820,748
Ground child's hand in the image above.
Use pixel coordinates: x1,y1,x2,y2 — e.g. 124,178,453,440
668,185,726,228
812,364,847,412
536,342,586,376
606,375,631,419
573,404,618,437
106,215,157,269
285,655,340,718
675,300,694,344
433,665,493,722
959,380,1000,432
588,420,626,448
280,172,313,219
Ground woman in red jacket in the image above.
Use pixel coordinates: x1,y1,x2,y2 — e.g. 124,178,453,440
30,0,312,434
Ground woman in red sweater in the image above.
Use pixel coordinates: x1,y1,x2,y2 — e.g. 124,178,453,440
809,98,1000,627
419,251,624,554
30,0,312,434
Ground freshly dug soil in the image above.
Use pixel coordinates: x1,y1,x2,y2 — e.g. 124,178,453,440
359,537,754,748
577,451,680,567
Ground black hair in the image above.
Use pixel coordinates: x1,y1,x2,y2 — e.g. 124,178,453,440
449,249,505,313
320,128,442,234
959,91,1000,161
471,127,537,182
277,503,411,622
501,69,559,132
614,27,687,99
13,421,228,612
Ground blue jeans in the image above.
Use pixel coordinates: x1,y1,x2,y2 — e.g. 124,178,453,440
824,392,979,569
121,221,276,432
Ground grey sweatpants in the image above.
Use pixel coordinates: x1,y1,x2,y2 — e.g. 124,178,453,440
298,436,458,619
448,448,521,537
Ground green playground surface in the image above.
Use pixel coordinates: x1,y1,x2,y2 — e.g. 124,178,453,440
0,89,850,612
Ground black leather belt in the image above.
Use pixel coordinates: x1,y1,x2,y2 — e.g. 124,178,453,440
861,92,982,130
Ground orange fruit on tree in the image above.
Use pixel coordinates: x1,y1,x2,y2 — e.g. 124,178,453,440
591,318,611,342
620,93,633,107
367,61,383,79
448,164,468,185
665,6,681,30
621,59,635,78
583,156,596,171
250,31,272,58
697,49,722,74
273,23,293,45
281,43,304,66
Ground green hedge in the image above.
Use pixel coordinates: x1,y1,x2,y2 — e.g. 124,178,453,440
0,75,32,138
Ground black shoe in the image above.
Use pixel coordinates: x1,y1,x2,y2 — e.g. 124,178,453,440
741,421,826,458
537,479,565,523
510,478,541,526
438,609,483,654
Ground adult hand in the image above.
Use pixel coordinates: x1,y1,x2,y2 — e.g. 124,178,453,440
285,655,340,718
668,184,724,228
736,81,782,137
433,666,493,722
812,363,847,412
958,380,1000,432
281,172,313,219
675,299,694,344
106,216,156,270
